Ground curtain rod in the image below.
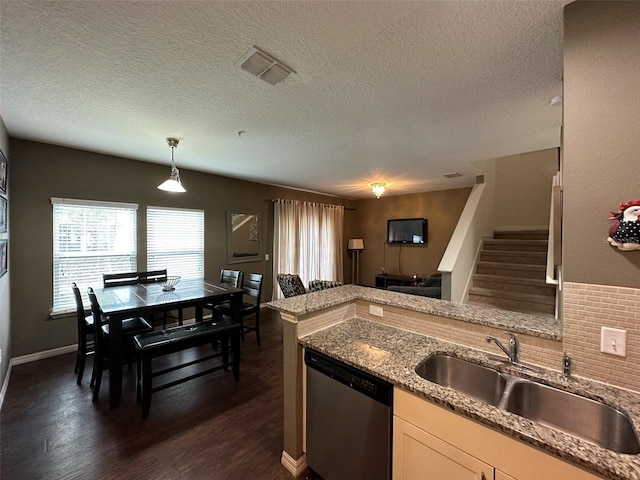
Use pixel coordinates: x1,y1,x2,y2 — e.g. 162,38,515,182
271,198,355,210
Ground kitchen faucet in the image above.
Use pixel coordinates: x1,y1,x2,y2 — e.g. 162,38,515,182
486,334,519,363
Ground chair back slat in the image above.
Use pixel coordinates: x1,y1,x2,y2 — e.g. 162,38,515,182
103,271,139,287
139,269,168,284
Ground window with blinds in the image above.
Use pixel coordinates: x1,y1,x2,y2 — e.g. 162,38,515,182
147,206,204,280
52,198,137,314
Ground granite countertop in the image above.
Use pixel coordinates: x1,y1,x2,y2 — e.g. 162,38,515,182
268,284,561,339
298,317,640,480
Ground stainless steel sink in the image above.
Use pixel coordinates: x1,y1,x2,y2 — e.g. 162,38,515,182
415,354,640,454
415,355,507,406
505,380,640,454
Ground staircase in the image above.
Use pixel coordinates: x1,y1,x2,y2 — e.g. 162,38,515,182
468,230,556,316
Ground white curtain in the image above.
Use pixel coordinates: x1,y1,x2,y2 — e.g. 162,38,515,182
273,199,344,299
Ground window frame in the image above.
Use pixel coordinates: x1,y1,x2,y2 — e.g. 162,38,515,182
51,197,138,315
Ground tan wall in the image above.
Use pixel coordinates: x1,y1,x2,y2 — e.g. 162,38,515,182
9,139,356,356
563,1,640,287
558,1,640,392
0,117,10,390
353,188,471,287
494,149,558,229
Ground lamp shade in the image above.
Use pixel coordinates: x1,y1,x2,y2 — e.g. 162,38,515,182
348,238,364,250
157,175,186,193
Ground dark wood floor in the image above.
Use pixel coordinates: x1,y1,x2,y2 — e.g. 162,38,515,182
1,309,322,480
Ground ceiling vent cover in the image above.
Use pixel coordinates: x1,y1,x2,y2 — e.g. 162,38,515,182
236,46,296,86
443,172,463,178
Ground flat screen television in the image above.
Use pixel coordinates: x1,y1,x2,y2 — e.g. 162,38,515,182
387,218,427,245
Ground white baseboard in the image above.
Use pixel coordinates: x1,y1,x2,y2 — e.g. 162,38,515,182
281,450,307,477
1,344,77,410
11,344,77,366
0,359,12,411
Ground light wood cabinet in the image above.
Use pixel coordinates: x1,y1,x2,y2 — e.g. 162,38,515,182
393,388,603,480
394,416,492,480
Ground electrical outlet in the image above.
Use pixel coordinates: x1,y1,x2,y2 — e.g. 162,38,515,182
369,305,384,317
600,327,627,357
264,254,269,261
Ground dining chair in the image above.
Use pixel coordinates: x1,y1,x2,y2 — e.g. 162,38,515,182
138,269,182,329
213,272,263,346
205,269,244,321
103,271,139,287
87,287,153,402
72,282,94,386
276,273,307,298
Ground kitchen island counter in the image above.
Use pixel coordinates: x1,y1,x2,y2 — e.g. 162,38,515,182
298,317,640,480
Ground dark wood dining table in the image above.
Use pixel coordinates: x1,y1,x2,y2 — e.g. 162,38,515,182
93,278,244,408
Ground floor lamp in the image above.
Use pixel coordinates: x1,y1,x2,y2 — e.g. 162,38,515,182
348,239,364,285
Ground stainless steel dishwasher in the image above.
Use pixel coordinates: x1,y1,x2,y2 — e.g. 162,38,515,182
305,348,392,480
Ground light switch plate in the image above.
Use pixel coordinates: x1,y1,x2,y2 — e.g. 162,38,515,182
600,326,627,357
369,305,384,317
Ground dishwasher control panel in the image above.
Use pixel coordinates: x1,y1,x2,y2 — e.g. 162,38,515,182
305,348,393,405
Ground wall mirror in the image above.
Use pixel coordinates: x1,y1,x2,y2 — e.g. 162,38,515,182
227,210,261,264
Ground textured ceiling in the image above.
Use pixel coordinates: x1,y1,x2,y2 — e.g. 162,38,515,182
0,1,567,198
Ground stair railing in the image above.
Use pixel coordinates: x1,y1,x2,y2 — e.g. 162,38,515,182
546,172,562,319
546,172,561,286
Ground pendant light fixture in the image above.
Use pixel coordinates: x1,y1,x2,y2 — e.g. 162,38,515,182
157,137,186,193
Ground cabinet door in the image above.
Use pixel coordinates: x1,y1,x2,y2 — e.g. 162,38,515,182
394,416,493,480
495,471,516,480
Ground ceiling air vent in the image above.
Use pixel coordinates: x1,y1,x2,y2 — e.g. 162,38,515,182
236,46,296,86
443,172,463,178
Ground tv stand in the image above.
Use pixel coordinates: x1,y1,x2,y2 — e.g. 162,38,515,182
375,274,422,289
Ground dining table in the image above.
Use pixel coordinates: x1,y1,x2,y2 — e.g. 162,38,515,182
93,277,244,408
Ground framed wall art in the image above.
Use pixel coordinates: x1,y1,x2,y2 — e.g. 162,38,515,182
0,148,6,195
0,195,6,234
226,210,261,264
0,240,6,278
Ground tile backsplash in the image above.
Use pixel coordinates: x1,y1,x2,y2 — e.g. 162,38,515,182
354,300,563,370
563,282,640,393
293,282,640,394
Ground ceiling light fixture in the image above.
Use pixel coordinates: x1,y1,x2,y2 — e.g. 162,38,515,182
371,183,386,199
157,137,186,193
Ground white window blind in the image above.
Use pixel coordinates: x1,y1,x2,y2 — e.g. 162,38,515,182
147,206,204,280
52,198,137,314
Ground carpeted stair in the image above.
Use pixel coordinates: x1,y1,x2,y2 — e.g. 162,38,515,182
468,230,556,316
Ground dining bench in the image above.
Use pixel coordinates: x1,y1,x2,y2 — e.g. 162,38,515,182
134,318,241,419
